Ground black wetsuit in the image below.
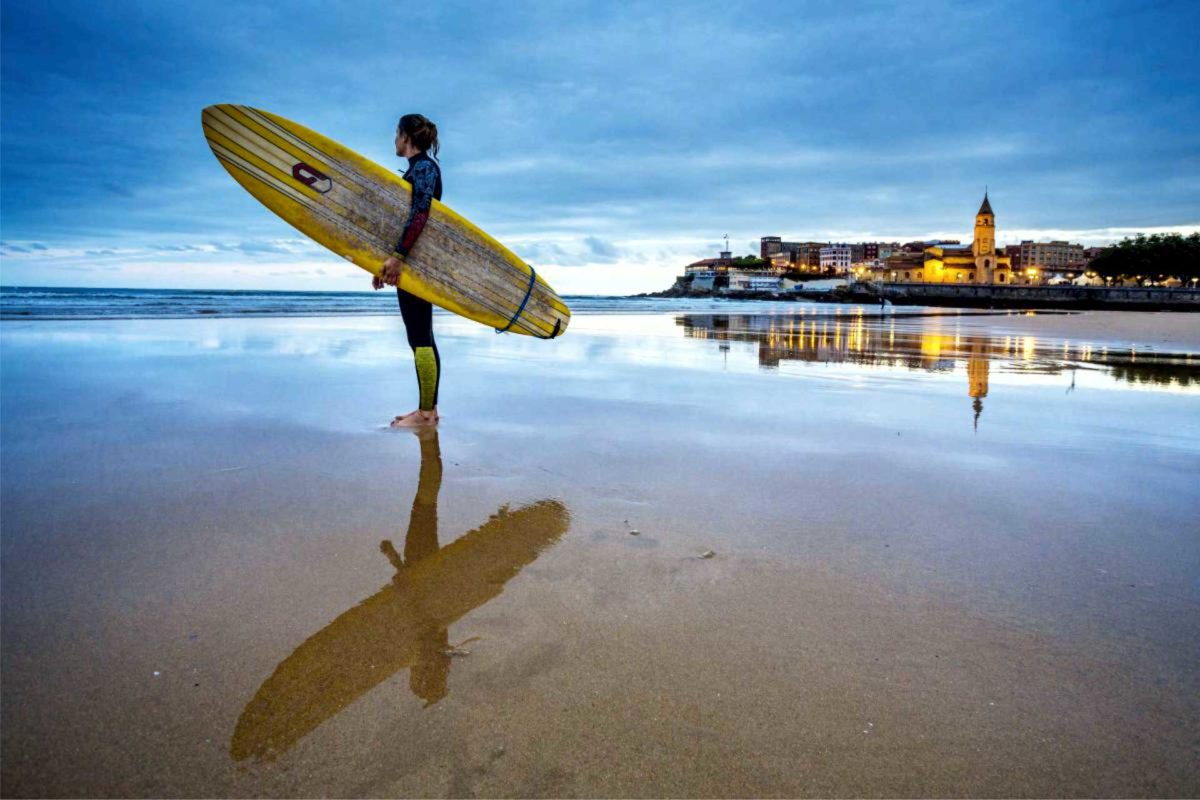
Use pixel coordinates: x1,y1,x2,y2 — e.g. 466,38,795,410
395,152,443,410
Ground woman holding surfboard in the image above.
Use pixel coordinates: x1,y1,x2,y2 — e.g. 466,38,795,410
373,114,443,428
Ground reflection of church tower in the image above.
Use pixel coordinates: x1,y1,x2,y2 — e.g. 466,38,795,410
973,192,996,283
967,339,990,430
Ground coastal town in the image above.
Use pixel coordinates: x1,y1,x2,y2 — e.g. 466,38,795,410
662,194,1199,308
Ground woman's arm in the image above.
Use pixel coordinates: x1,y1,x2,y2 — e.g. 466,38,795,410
380,160,439,287
395,160,439,257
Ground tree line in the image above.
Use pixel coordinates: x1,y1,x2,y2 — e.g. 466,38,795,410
1089,233,1200,282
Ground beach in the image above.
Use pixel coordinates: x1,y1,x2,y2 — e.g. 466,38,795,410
2,305,1198,797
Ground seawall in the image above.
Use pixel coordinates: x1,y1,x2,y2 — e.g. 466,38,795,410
877,283,1200,311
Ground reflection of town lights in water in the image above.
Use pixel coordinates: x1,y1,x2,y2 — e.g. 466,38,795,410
674,315,1198,392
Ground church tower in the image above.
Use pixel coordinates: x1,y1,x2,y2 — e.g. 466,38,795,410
973,192,996,282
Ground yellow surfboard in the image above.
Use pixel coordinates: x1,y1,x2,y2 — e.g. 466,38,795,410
201,104,570,338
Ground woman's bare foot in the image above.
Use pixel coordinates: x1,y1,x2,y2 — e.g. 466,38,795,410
390,409,439,428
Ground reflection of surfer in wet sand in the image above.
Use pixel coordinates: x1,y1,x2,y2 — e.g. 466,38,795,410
379,428,455,704
230,430,571,762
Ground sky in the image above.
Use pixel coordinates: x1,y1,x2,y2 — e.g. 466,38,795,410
2,0,1198,295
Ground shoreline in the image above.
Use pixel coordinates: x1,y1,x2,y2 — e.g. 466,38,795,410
640,285,1200,312
5,306,1200,352
2,311,1197,797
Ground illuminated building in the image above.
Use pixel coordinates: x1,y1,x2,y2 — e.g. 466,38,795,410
760,237,828,270
1018,240,1086,283
1019,240,1085,271
819,243,852,273
872,193,1013,284
684,249,735,276
729,272,783,291
793,242,827,270
922,193,1013,284
1005,244,1022,270
881,250,924,281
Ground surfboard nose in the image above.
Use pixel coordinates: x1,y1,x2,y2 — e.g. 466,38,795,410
201,104,246,129
201,104,225,132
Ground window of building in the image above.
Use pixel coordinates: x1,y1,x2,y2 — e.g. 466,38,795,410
904,271,910,280
969,272,975,280
998,273,1006,283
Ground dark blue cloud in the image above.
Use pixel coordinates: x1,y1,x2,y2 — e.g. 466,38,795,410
2,0,1197,291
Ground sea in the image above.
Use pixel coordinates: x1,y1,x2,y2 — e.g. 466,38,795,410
0,286,858,320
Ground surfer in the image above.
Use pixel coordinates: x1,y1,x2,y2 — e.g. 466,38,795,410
373,114,443,428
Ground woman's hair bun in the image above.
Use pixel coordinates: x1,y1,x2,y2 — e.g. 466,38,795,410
399,113,440,158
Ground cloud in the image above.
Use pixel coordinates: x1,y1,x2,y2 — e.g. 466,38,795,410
509,235,635,268
997,224,1200,247
511,241,571,263
583,236,619,261
266,268,338,277
1,0,1197,296
0,237,326,263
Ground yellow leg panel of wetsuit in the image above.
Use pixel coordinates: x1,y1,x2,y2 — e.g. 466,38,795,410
414,346,438,411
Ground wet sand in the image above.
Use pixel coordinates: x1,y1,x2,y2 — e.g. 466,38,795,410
2,309,1198,797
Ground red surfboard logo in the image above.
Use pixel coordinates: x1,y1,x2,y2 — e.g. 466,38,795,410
291,162,332,194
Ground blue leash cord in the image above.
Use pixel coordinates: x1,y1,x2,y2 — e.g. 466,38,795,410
495,266,538,335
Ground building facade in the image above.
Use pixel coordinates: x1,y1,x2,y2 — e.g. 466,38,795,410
1019,240,1086,272
819,244,852,273
793,242,826,270
1005,244,1022,271
684,249,735,276
879,251,925,281
729,272,783,292
872,194,1013,284
760,237,828,269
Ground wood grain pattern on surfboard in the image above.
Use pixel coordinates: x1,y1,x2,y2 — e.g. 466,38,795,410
201,104,570,338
